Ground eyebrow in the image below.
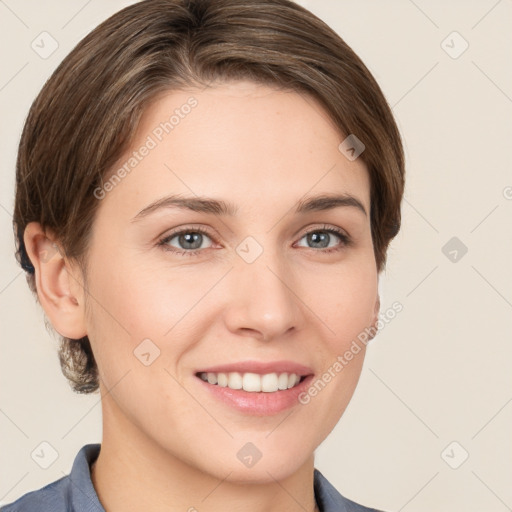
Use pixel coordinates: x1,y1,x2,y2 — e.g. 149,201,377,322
131,192,367,222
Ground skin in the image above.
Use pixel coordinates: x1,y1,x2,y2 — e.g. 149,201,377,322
24,80,380,512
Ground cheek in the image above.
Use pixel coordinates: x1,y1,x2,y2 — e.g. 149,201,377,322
83,254,219,375
296,265,376,433
302,259,378,350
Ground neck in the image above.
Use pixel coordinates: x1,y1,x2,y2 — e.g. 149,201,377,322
91,397,320,512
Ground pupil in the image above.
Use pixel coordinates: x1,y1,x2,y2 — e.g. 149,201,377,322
309,232,328,248
181,233,202,249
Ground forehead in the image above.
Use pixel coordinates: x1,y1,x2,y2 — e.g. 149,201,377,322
98,80,370,222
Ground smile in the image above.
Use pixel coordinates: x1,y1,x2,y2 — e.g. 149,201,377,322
197,371,305,392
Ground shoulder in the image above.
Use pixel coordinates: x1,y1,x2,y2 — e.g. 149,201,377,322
0,444,103,512
314,468,387,512
0,475,71,512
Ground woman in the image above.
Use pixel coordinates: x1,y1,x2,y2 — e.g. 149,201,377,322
6,0,405,510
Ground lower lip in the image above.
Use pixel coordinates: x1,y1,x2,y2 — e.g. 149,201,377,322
195,374,315,416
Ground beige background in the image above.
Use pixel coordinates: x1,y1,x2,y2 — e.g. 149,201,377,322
1,1,511,511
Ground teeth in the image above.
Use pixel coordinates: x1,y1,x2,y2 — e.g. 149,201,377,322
278,373,289,390
199,372,303,392
217,373,228,387
261,373,278,392
228,372,243,390
243,372,261,392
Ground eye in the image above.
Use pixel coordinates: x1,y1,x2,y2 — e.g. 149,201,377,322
295,225,352,253
157,224,352,257
157,227,215,257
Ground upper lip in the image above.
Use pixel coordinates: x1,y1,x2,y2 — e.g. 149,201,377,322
196,360,314,377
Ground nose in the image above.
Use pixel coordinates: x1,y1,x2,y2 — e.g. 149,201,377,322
223,248,303,342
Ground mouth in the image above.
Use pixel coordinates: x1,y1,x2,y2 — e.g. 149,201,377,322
193,361,315,415
196,371,308,392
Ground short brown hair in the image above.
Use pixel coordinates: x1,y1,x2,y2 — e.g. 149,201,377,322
13,0,405,394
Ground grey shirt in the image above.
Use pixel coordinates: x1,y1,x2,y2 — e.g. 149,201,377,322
1,444,384,512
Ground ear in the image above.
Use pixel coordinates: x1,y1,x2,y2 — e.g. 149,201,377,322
369,292,380,341
373,293,381,322
23,222,87,339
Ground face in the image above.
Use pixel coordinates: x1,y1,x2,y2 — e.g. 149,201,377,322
78,80,379,482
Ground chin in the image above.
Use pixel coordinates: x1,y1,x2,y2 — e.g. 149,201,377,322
202,446,312,484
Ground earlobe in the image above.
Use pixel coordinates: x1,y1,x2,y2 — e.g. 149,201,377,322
374,294,381,319
23,222,87,339
369,293,381,340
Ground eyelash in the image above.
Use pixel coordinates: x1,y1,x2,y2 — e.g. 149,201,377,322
157,224,352,258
